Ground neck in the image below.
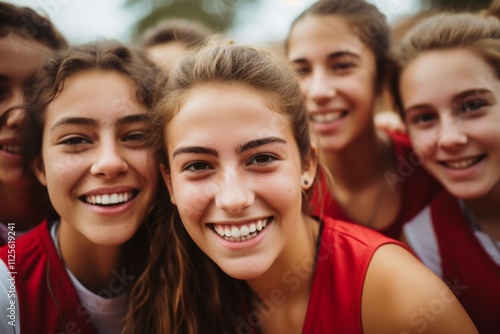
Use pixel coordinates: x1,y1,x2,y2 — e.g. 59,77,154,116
58,222,127,295
321,128,390,190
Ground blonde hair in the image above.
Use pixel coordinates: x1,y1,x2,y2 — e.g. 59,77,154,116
391,0,500,115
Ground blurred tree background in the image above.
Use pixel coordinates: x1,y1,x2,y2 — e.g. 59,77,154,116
127,0,258,41
128,0,493,42
422,0,492,11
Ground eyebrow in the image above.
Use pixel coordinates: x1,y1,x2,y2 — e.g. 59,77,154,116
452,88,492,103
404,88,493,114
50,113,148,132
292,51,360,64
172,137,287,158
172,146,218,158
236,137,287,153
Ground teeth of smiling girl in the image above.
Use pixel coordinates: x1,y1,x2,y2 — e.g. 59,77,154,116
214,218,270,241
445,157,480,169
1,145,21,154
310,111,345,124
85,192,133,206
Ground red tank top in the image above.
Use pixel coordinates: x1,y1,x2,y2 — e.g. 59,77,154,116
431,191,500,334
302,216,404,333
0,221,97,334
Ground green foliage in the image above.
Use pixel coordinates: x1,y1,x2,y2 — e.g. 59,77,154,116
127,0,258,42
421,0,492,11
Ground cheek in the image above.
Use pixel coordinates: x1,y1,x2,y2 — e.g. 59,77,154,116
409,130,438,165
173,181,211,220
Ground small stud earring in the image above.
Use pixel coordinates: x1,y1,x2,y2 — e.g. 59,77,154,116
303,179,309,186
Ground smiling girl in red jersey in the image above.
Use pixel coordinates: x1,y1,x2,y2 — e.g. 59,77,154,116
0,41,165,334
123,40,477,334
285,0,440,239
392,2,500,332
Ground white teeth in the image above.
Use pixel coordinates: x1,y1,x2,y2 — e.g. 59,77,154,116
445,157,480,169
213,218,270,241
311,111,345,124
256,220,263,231
84,192,134,206
240,225,249,237
1,145,21,154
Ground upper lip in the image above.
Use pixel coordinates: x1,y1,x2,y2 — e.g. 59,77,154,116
437,154,484,163
0,138,19,146
208,216,271,226
310,108,347,115
80,186,138,197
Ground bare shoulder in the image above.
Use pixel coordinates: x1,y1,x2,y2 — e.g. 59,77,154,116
361,244,477,334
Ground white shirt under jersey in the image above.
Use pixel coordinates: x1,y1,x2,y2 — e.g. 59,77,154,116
0,221,127,334
403,205,500,278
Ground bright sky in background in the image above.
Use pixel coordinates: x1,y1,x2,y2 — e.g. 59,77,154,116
4,0,420,45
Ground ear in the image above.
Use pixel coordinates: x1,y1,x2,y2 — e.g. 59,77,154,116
160,163,176,205
33,157,47,186
301,145,318,191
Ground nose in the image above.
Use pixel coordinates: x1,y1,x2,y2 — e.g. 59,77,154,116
1,89,25,129
214,168,254,215
307,69,336,106
0,107,25,130
436,117,467,151
90,139,128,179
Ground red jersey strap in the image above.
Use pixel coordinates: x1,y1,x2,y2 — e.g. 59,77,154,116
0,221,97,334
431,191,500,334
303,217,405,333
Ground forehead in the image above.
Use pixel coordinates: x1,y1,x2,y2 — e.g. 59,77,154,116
167,83,292,143
401,49,498,102
288,14,370,59
45,70,147,126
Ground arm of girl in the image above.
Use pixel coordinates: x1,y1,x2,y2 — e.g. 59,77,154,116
362,244,477,334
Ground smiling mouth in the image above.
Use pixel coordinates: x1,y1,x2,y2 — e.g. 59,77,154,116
440,154,486,170
80,191,138,206
0,144,21,155
310,110,348,124
211,217,273,242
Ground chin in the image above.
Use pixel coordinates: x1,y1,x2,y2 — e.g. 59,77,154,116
220,264,266,281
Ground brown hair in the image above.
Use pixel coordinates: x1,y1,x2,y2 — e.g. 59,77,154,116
0,2,67,49
141,18,211,49
21,40,158,171
125,40,319,333
21,39,173,333
285,0,390,91
390,0,500,116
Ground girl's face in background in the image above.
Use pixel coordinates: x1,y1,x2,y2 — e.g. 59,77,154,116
0,37,51,186
287,14,377,152
163,83,315,280
401,49,500,200
35,70,159,245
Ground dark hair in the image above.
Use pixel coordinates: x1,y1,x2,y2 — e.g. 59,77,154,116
285,0,390,92
390,1,500,116
141,18,211,49
0,2,67,49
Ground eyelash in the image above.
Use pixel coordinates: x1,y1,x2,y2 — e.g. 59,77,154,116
181,153,280,174
60,136,90,146
456,99,487,114
248,153,279,166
